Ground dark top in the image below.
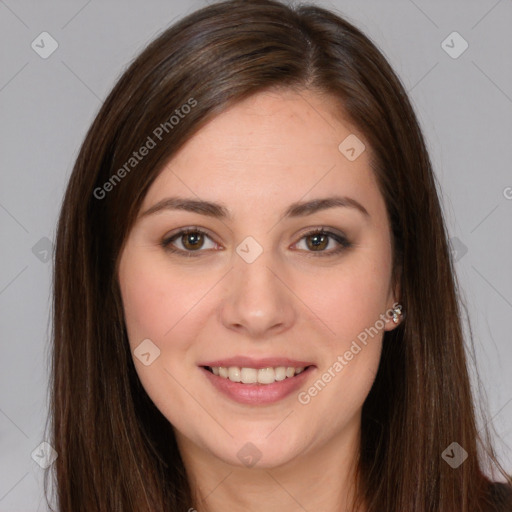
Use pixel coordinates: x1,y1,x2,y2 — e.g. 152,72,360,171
488,481,512,511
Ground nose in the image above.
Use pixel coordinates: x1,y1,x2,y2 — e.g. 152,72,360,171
219,248,297,339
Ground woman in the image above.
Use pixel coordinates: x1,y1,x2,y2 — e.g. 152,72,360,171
45,0,512,510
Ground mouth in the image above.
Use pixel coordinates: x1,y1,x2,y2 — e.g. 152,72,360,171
200,364,316,405
202,365,315,385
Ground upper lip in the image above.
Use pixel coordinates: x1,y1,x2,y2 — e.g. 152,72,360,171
199,356,315,369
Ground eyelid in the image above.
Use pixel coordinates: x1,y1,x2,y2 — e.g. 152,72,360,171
161,226,219,255
161,225,351,256
294,225,349,243
291,226,351,256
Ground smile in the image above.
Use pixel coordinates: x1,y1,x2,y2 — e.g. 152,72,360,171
200,365,316,405
205,365,309,384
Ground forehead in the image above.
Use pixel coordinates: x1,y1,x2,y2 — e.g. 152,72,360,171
142,89,384,218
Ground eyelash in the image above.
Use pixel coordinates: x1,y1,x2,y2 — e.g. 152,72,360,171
160,226,352,258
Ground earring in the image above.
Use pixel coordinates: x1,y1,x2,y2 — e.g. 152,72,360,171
392,304,403,324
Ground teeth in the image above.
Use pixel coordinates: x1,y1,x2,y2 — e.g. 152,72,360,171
208,366,307,384
228,366,241,382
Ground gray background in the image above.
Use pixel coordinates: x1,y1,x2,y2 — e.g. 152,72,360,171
0,0,511,510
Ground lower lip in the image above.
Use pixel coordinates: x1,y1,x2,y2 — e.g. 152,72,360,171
200,366,315,405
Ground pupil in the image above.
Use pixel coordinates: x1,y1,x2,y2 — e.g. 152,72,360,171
184,232,203,249
309,233,327,250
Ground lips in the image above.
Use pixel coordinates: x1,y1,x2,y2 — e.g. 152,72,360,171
200,365,316,405
198,356,315,369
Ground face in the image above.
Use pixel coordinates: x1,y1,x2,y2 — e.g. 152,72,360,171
118,88,399,470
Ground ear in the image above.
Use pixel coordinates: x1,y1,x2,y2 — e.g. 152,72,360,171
383,278,402,332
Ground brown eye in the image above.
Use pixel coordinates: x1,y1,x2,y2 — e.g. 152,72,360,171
294,228,351,256
305,232,329,251
181,231,205,250
161,227,218,256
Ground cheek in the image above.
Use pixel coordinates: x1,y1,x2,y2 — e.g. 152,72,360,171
119,250,209,345
300,236,391,406
119,262,173,344
313,250,392,343
298,267,386,417
118,251,207,422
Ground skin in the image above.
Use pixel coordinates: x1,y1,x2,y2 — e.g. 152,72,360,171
118,88,401,512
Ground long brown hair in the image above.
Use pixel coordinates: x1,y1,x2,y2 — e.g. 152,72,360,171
45,0,512,510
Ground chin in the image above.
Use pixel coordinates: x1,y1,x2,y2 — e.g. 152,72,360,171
217,431,306,470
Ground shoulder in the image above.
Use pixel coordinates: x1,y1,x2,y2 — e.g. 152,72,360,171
486,481,512,512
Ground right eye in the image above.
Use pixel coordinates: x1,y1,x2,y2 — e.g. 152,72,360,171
161,227,220,256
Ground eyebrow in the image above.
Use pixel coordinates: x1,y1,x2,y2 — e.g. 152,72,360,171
140,195,370,220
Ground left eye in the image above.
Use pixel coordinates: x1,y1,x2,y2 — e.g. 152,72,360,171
293,228,350,255
161,227,351,256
